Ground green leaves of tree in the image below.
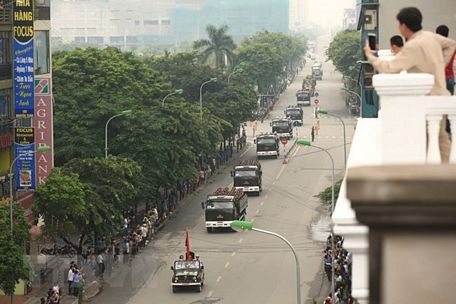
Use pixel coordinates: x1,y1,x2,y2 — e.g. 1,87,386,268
326,30,362,83
194,25,236,70
0,204,30,296
236,32,307,94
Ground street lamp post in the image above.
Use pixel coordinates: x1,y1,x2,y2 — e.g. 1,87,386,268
296,140,335,304
104,110,132,159
230,220,302,304
317,109,347,169
228,67,243,84
9,145,51,234
161,89,183,107
199,78,217,121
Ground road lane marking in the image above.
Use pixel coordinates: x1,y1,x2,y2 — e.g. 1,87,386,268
216,276,222,283
207,291,213,297
251,217,256,223
238,238,243,243
292,146,301,157
265,194,268,199
225,262,230,268
274,164,286,183
231,252,236,257
240,146,252,158
256,209,260,214
260,202,264,206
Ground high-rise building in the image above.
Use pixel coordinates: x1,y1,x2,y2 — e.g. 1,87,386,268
172,0,289,42
51,0,289,47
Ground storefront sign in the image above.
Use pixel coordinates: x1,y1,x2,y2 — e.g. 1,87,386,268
13,0,35,117
34,76,53,185
15,127,35,190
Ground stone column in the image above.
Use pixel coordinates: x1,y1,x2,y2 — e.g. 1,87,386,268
347,164,456,304
373,73,434,164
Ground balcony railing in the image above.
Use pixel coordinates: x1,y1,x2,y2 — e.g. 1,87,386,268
35,5,50,21
333,67,456,304
0,64,12,81
0,7,11,23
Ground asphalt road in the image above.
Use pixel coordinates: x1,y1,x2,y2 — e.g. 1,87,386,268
91,61,356,304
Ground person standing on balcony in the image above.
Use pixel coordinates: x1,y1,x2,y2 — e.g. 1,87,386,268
390,35,404,55
364,7,456,163
436,25,455,95
364,7,456,95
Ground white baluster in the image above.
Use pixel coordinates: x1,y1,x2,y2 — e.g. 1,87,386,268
449,114,456,163
426,114,442,163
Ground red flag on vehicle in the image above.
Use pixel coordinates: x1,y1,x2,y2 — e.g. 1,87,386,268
185,228,191,261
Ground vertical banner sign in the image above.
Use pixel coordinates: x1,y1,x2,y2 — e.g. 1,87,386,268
34,77,54,185
15,127,36,190
13,0,35,117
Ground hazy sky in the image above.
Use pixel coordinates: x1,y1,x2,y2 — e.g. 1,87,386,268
303,0,355,29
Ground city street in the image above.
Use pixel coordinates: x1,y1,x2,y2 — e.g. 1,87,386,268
91,62,357,304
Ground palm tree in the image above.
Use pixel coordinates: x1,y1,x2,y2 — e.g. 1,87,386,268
193,25,236,70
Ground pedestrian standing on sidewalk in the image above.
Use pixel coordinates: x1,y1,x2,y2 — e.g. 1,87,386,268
96,251,104,279
311,126,315,142
72,269,82,297
67,265,74,295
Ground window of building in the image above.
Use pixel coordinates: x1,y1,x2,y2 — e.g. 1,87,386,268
161,20,171,25
110,36,123,44
0,31,11,80
15,117,32,127
0,90,10,120
34,31,50,75
134,20,140,26
87,37,104,46
126,36,138,43
144,20,159,26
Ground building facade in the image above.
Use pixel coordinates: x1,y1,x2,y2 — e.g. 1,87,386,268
51,0,289,47
0,0,54,223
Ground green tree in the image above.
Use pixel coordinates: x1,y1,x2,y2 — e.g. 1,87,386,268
236,32,306,94
52,47,166,165
326,30,362,84
316,179,343,208
0,204,31,297
34,157,144,251
193,25,236,70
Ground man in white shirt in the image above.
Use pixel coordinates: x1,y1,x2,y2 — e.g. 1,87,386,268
67,266,74,295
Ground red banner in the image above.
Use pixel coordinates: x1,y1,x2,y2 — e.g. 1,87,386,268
34,76,54,185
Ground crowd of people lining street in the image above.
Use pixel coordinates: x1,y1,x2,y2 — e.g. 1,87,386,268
323,234,355,304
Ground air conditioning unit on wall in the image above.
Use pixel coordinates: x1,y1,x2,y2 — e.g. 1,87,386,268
364,9,377,31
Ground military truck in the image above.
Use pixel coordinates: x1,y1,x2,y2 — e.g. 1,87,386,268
296,90,311,106
285,106,304,126
202,188,248,232
312,63,323,80
255,133,280,159
231,160,262,196
271,117,293,139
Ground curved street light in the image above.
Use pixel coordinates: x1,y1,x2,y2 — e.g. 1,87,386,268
105,110,132,159
230,220,302,304
199,78,217,121
162,89,183,107
317,109,347,169
228,67,243,84
9,145,51,234
296,139,336,304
